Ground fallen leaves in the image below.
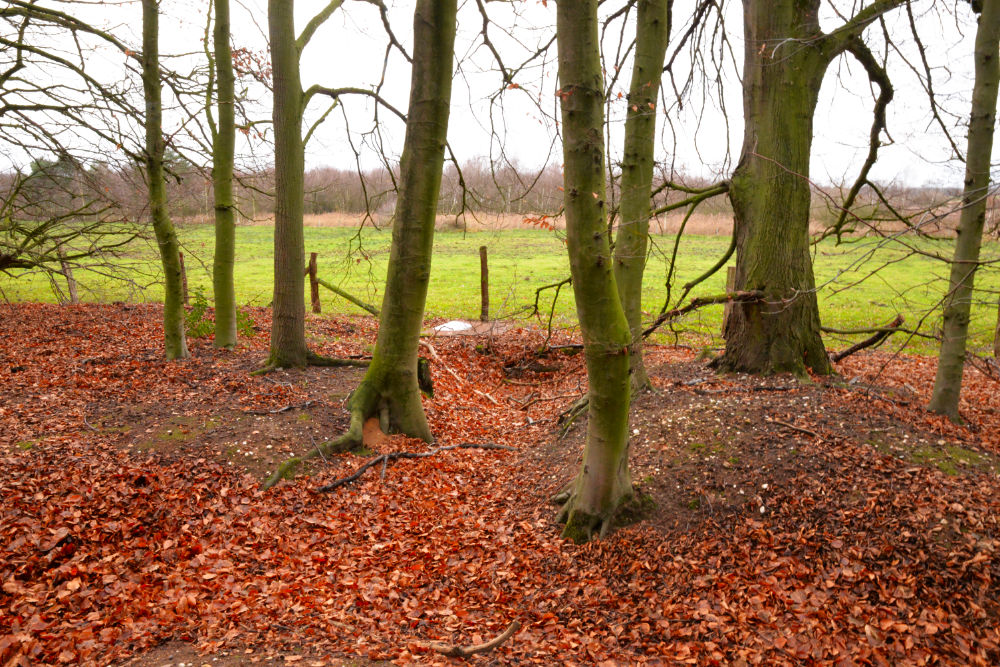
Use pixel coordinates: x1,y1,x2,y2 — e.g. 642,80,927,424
1,304,999,665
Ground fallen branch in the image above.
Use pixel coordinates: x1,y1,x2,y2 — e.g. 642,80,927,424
420,341,500,405
829,314,905,363
515,392,584,410
425,620,522,658
316,277,379,316
316,441,516,493
246,400,317,416
765,418,820,439
643,290,765,338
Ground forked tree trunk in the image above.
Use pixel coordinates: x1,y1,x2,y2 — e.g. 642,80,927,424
142,0,189,360
613,0,671,391
717,0,830,376
266,0,309,367
928,0,1000,421
212,0,238,349
556,0,634,543
334,0,456,446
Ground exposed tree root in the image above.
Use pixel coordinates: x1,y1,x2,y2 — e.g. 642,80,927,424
315,441,515,493
424,620,522,658
252,353,371,376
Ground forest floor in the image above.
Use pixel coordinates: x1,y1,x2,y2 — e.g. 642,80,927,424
2,303,999,666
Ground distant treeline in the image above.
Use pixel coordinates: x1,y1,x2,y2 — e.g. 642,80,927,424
3,157,974,234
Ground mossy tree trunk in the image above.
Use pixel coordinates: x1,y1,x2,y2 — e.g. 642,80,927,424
556,0,634,543
266,0,309,367
211,0,237,349
333,0,456,446
613,0,671,391
718,0,903,375
141,0,189,360
928,0,1000,421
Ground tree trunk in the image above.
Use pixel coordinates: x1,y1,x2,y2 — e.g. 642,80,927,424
266,0,308,367
556,0,634,543
212,0,238,349
613,0,671,391
142,0,189,360
928,0,1000,421
716,0,832,376
336,0,456,445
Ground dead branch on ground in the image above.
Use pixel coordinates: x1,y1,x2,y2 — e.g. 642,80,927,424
424,620,522,658
316,441,516,493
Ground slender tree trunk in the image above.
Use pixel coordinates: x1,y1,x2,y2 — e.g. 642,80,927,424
716,0,831,376
613,0,671,391
267,0,308,367
212,0,238,349
928,0,1000,421
336,0,457,444
142,0,189,360
556,0,634,543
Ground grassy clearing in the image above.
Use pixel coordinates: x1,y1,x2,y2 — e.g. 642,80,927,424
3,222,999,355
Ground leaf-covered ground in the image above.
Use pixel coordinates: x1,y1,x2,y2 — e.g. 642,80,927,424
2,303,998,665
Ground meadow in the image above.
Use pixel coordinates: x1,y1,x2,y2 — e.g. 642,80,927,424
2,219,998,356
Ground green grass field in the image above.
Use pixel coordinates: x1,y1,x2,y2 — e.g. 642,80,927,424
3,222,998,355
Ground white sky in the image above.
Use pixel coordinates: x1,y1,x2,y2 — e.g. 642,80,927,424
2,0,987,188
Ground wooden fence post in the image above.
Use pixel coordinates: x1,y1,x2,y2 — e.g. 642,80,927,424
479,245,489,322
308,252,321,313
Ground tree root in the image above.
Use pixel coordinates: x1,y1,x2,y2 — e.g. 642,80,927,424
316,441,515,493
424,620,521,658
252,353,371,376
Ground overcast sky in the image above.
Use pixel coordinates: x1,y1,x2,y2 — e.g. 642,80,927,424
5,0,988,188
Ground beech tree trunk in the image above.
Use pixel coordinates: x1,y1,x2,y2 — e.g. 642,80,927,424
142,0,189,360
556,0,634,543
717,1,830,376
212,0,237,349
718,0,905,375
928,0,1000,421
335,0,456,445
266,0,309,367
613,0,671,391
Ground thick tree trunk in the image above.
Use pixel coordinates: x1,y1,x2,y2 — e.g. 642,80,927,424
212,0,238,349
613,0,671,391
929,0,1000,421
266,0,308,367
556,0,634,543
142,0,189,360
336,0,456,445
717,0,831,376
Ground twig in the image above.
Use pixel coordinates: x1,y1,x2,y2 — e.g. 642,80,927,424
420,341,500,405
425,620,522,658
515,392,584,410
692,386,797,395
765,418,820,439
82,414,99,432
316,442,516,493
246,400,317,416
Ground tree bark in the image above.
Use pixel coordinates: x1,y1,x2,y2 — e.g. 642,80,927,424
142,0,189,360
556,0,634,543
613,0,671,391
715,0,832,376
928,0,1000,421
212,0,238,349
266,0,309,367
335,0,457,445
